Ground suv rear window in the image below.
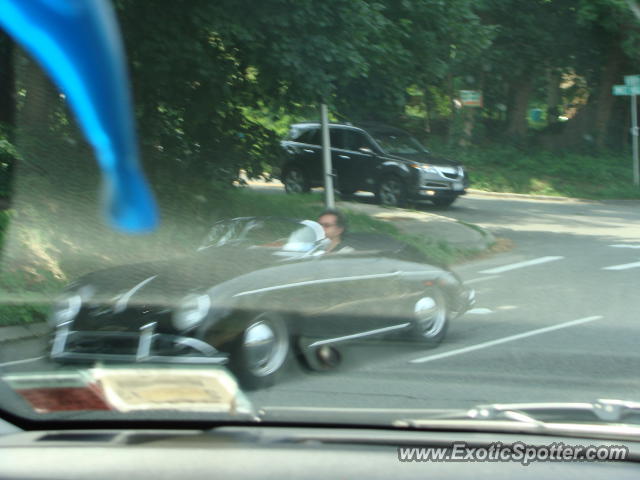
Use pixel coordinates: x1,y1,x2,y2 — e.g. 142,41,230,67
342,129,374,152
286,127,320,145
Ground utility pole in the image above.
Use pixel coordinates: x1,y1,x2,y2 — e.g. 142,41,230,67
320,103,335,208
613,75,640,186
632,93,639,186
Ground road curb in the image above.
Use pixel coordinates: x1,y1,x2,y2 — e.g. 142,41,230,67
0,322,48,344
337,200,495,252
467,189,584,202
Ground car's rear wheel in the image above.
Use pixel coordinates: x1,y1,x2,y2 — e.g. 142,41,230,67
283,167,310,194
409,288,449,346
432,197,456,207
377,176,407,207
230,313,290,390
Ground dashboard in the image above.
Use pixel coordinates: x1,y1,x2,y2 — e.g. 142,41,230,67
0,422,639,479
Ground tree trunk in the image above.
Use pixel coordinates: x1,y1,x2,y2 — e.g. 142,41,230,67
545,68,562,124
446,74,456,145
0,33,15,129
421,88,431,135
593,43,624,149
505,76,533,139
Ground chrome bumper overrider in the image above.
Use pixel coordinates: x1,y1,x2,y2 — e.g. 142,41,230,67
50,321,228,365
467,288,476,307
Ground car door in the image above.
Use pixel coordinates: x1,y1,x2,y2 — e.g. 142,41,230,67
286,255,408,341
286,127,323,185
332,128,381,193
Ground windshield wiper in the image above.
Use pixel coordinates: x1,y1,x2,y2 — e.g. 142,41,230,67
464,399,640,424
395,399,640,441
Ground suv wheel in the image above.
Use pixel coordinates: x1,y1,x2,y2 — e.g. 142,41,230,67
377,176,407,207
283,168,310,194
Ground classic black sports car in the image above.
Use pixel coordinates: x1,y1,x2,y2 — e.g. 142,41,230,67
48,217,475,389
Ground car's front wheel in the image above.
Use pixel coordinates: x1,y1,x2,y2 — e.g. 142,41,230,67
230,313,290,390
283,167,310,194
377,176,407,207
409,288,449,346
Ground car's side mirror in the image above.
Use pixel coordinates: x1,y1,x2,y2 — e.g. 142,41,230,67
359,147,374,156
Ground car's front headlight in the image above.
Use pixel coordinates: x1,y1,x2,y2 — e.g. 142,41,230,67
172,294,211,331
49,293,82,327
410,163,438,174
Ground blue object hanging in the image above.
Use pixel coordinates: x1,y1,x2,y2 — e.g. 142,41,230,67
0,0,159,233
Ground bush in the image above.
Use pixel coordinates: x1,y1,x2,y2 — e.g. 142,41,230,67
0,268,64,326
428,142,640,199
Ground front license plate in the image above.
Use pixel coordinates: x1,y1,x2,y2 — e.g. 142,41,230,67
453,181,464,191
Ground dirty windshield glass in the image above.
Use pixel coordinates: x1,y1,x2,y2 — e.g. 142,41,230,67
1,0,640,435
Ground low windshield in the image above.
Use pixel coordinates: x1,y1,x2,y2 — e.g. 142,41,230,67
201,218,321,253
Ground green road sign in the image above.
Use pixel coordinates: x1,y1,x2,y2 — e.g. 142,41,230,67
613,84,640,96
624,75,640,87
459,90,482,107
614,85,632,96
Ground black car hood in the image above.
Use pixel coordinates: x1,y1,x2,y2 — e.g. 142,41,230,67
76,245,285,308
384,151,459,167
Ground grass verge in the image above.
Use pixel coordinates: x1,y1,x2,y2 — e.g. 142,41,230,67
428,143,640,200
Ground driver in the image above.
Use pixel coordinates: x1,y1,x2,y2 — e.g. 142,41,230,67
317,209,354,254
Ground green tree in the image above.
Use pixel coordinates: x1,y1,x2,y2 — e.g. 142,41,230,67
114,0,397,195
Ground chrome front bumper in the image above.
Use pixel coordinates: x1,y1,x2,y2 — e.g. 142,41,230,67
50,321,228,365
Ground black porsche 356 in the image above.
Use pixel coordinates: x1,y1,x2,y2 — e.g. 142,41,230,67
48,217,475,389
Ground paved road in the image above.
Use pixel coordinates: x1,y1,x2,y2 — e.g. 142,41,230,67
3,192,640,417
250,193,640,411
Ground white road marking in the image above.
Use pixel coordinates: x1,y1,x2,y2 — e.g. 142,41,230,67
603,260,640,271
609,244,640,249
496,305,518,311
467,308,493,315
0,356,45,367
479,256,564,274
465,276,500,285
410,315,603,364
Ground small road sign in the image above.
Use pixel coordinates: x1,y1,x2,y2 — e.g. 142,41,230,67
613,84,640,96
624,75,640,87
459,90,483,107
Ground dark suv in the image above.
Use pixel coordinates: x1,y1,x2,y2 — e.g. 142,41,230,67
279,122,468,207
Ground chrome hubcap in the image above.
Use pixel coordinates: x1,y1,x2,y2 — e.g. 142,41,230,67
414,296,446,338
243,317,288,377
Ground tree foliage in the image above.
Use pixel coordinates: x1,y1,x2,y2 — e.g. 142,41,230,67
4,0,637,199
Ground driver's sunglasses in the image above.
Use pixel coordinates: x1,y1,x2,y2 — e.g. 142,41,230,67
319,222,337,228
